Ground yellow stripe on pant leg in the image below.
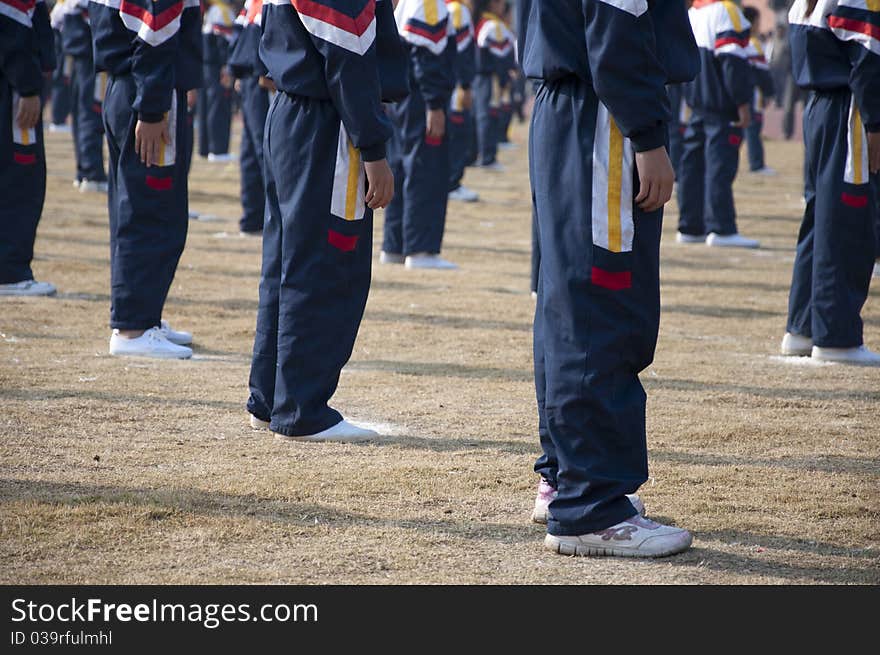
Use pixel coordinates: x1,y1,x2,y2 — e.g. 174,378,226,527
345,140,361,221
852,106,864,186
606,118,623,253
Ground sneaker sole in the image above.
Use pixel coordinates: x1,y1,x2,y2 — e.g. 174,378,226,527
274,432,375,444
544,532,692,558
109,350,192,360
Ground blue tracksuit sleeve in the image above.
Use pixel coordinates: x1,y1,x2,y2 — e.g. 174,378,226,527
449,3,475,89
828,0,880,130
0,0,43,95
582,0,672,153
713,1,753,108
289,0,392,161
120,0,183,123
397,0,454,110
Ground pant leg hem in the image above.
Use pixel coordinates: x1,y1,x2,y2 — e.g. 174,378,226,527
547,507,639,537
270,417,343,438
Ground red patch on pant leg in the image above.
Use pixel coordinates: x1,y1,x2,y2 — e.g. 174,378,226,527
425,134,443,146
328,229,358,252
591,267,632,291
841,192,868,208
92,102,102,114
146,176,173,191
13,152,36,165
449,114,465,125
728,134,742,146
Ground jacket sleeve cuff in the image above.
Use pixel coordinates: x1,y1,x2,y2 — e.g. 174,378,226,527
360,143,386,162
866,122,880,133
629,123,667,153
138,112,166,123
426,98,446,110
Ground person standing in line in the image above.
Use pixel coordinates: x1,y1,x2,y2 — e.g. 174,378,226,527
246,0,405,441
228,0,269,236
781,0,880,365
90,0,202,358
199,0,235,162
742,5,776,176
380,0,457,270
62,0,108,192
48,0,73,132
666,82,689,178
676,0,761,249
471,0,511,171
446,0,479,204
521,0,699,558
0,0,58,297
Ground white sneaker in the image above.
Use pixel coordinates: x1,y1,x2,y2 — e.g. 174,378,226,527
239,230,262,238
379,251,405,265
676,232,706,244
0,279,57,296
544,515,693,558
480,161,505,172
781,332,812,357
811,345,880,366
189,210,201,220
751,166,777,176
48,123,71,134
275,419,378,443
498,142,519,151
249,414,270,430
207,153,236,163
109,327,192,359
72,179,82,189
159,319,192,346
79,179,108,193
706,232,760,249
873,262,880,278
531,478,646,525
448,186,479,202
405,253,458,270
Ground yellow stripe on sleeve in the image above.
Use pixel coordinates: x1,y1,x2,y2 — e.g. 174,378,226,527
722,1,743,32
424,0,438,24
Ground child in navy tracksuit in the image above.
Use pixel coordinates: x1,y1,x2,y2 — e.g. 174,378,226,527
521,0,699,558
472,0,511,170
91,0,203,359
247,0,407,442
782,0,880,365
380,0,456,270
48,0,72,130
228,0,268,235
742,5,775,175
676,0,760,249
199,0,235,160
0,0,57,297
62,0,108,191
446,0,479,203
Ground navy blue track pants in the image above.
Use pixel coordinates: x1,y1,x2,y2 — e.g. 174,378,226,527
530,78,662,536
103,76,190,330
677,114,743,237
248,93,373,437
0,75,46,284
238,76,269,233
787,90,878,348
70,56,106,182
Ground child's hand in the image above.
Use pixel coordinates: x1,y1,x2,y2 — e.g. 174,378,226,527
733,103,751,129
15,95,41,130
426,108,445,141
868,131,880,175
135,117,170,168
364,159,394,210
634,146,675,213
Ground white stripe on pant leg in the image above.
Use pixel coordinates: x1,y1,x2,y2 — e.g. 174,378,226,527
11,92,36,146
330,123,365,222
159,90,178,168
591,103,634,254
844,97,868,186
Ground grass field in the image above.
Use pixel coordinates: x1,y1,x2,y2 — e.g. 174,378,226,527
1,119,878,584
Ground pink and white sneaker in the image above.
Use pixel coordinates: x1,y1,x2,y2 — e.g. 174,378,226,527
544,515,693,558
531,478,646,524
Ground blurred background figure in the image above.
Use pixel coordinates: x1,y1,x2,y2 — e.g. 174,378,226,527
743,5,776,175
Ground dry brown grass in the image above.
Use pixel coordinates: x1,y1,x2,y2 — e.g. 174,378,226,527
1,120,878,585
